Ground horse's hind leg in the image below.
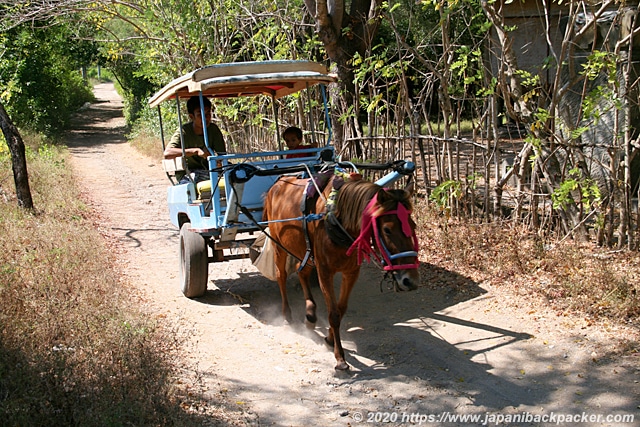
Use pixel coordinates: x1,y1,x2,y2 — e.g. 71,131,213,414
278,283,292,324
274,247,292,324
333,271,359,370
298,265,317,325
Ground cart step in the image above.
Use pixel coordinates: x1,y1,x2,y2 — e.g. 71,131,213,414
220,226,238,241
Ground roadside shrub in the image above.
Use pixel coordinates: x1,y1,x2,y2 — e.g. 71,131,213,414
128,101,169,161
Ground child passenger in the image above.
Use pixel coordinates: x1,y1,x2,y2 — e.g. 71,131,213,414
282,126,317,159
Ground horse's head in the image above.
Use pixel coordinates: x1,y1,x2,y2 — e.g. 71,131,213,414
372,188,420,291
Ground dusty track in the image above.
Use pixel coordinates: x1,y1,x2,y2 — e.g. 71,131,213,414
66,83,639,426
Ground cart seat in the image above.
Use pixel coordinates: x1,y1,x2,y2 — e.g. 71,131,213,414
196,177,225,201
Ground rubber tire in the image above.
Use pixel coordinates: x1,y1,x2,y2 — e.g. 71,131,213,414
179,222,209,298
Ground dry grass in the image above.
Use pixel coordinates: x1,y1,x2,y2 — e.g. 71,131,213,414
0,138,236,426
129,129,164,162
413,201,640,324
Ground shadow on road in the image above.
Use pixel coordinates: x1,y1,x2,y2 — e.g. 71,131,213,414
196,260,638,423
66,91,128,149
195,261,555,412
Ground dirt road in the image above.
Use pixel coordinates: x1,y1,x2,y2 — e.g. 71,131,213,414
66,83,639,426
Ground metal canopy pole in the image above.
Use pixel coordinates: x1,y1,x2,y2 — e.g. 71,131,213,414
321,84,333,145
198,92,211,152
175,96,188,166
305,82,317,147
272,94,283,154
158,105,166,151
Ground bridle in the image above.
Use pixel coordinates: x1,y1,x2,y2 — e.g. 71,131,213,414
372,203,420,271
346,192,419,271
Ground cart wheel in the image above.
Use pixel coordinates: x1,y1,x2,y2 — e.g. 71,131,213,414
179,222,209,298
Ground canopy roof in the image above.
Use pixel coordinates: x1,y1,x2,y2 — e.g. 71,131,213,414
148,60,337,108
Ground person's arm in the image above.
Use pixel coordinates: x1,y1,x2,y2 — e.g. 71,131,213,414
163,146,211,159
164,125,212,159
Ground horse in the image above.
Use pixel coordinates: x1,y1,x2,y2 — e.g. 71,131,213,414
262,172,420,370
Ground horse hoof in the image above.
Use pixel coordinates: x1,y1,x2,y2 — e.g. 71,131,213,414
304,319,316,330
334,361,350,371
305,314,317,324
324,337,335,348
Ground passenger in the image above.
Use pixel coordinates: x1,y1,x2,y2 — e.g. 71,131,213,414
164,96,227,184
283,126,317,159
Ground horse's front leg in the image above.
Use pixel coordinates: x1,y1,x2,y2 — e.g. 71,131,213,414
332,270,360,370
318,269,357,371
298,265,317,325
336,269,359,319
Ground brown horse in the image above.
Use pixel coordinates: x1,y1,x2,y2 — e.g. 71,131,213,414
262,173,420,370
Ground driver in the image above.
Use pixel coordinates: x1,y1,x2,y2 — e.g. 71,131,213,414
163,96,226,184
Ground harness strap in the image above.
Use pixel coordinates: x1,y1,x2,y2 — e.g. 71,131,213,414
299,214,314,271
236,189,303,263
324,211,354,247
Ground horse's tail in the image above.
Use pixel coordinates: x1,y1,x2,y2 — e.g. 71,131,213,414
262,185,272,224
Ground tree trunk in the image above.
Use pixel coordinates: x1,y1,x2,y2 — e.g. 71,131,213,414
481,0,532,120
305,0,379,157
0,101,34,211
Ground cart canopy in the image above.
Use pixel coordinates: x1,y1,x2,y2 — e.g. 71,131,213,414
149,60,337,108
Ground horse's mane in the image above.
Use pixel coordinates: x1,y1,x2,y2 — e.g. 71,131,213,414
334,179,412,233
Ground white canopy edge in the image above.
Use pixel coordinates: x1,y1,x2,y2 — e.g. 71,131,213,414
149,60,337,108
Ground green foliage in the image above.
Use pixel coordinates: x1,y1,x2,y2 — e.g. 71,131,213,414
352,47,408,117
477,76,497,97
430,179,462,211
570,126,591,140
528,108,551,135
551,167,601,211
35,144,64,167
581,51,618,85
339,104,356,126
79,0,319,134
128,100,173,143
582,84,621,125
0,23,96,136
514,69,540,88
110,58,157,126
577,51,622,126
450,45,485,97
85,65,114,83
391,0,487,125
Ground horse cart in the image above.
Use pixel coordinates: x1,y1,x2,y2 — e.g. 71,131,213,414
149,60,416,300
